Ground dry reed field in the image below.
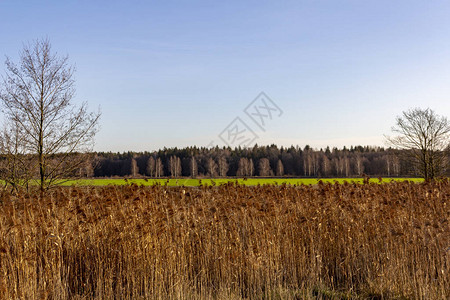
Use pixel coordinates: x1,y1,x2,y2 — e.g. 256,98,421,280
0,181,449,299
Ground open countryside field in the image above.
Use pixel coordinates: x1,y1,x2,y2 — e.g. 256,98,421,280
2,2,450,300
1,181,448,299
64,177,425,187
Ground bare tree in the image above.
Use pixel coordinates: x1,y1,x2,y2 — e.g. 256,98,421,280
303,149,319,177
207,157,218,178
236,157,254,177
258,158,272,177
354,152,365,176
169,155,182,177
217,155,228,177
385,151,400,177
0,39,100,191
0,120,35,192
155,157,164,177
392,155,401,176
75,154,95,178
237,158,249,177
386,108,450,181
131,157,139,177
189,156,198,178
321,153,331,177
276,159,284,176
312,152,320,176
336,156,344,176
344,155,350,177
146,156,155,177
385,153,392,177
248,159,255,177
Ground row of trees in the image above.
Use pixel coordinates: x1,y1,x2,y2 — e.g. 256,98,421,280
93,145,421,178
91,108,449,180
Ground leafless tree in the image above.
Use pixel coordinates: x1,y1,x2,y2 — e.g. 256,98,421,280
236,157,254,177
146,156,155,177
0,39,100,191
312,152,320,176
155,157,164,177
385,151,400,177
321,154,331,177
131,157,139,177
237,158,248,177
258,158,272,177
335,155,344,176
385,153,392,177
169,156,181,177
217,155,228,177
0,120,35,192
276,159,284,176
386,108,450,181
392,155,401,176
189,156,198,178
344,155,350,177
249,159,254,176
207,157,218,178
354,152,365,176
75,154,95,178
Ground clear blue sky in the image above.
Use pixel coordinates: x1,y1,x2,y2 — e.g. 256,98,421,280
1,0,450,152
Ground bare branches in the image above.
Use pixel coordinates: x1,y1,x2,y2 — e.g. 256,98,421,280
0,38,100,191
386,108,450,181
0,120,35,192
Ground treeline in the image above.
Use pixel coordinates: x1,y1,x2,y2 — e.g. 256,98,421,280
90,144,443,178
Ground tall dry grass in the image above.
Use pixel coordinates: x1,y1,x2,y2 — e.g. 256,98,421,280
0,181,448,299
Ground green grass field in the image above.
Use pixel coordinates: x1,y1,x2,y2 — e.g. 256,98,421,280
63,177,424,187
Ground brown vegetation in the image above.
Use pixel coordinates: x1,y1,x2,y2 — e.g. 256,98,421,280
0,182,448,299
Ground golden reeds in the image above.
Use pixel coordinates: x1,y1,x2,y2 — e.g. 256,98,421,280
0,181,448,299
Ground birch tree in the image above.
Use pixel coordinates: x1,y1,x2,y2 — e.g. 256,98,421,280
146,156,155,177
276,159,284,176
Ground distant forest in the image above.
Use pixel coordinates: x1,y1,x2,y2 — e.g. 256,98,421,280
86,145,450,178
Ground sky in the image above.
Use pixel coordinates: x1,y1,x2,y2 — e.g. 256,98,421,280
1,0,450,152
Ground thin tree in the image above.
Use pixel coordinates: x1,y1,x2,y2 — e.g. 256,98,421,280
217,155,228,177
207,157,218,178
190,156,198,178
169,156,182,177
258,158,272,177
276,159,284,177
237,158,249,177
321,153,331,177
386,108,450,181
354,152,365,176
0,39,100,191
131,157,139,177
155,157,164,177
249,159,254,177
146,156,156,177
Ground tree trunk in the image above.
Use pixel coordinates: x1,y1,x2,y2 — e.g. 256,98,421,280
39,96,45,192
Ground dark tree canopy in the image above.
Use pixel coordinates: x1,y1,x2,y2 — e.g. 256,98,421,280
91,144,440,179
